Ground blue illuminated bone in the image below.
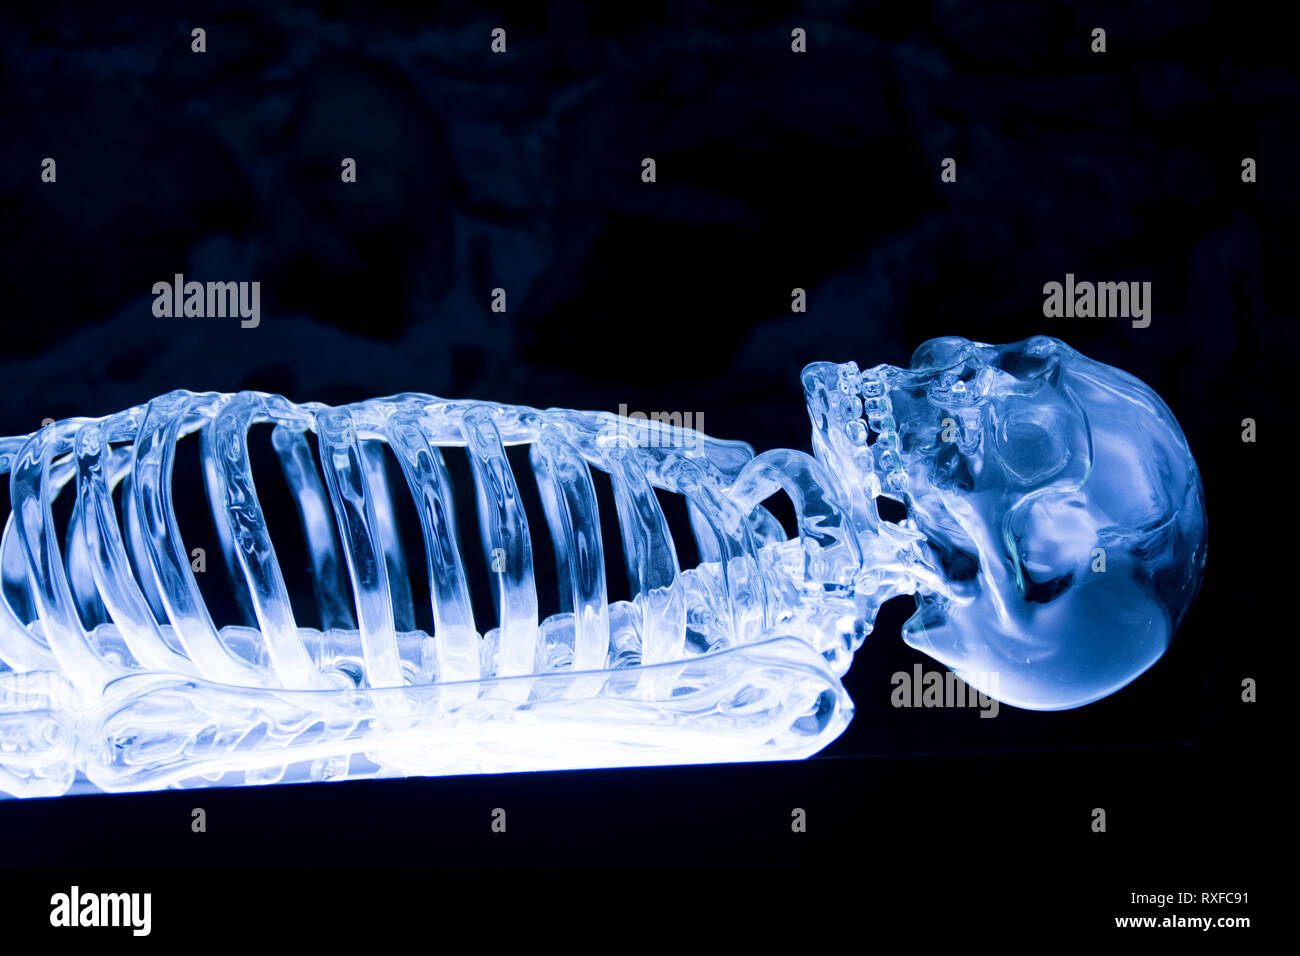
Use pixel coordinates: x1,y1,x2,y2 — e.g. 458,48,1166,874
0,336,1207,797
803,335,1207,710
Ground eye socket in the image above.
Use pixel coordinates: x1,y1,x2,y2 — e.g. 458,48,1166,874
994,338,1060,380
996,407,1070,484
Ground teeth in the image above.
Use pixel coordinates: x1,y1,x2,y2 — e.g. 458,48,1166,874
0,391,860,794
857,370,910,496
802,360,912,527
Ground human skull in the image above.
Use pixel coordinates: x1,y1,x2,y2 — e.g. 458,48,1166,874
867,335,1207,710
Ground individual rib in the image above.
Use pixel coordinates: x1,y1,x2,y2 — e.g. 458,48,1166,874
672,458,768,645
361,441,416,633
387,413,479,684
602,442,684,667
316,408,404,688
726,448,862,589
531,425,609,672
462,407,537,679
270,425,356,631
205,394,328,689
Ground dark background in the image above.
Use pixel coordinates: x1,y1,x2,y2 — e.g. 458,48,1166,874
0,0,1283,934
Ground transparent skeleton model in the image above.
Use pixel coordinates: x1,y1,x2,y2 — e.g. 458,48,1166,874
0,335,1206,798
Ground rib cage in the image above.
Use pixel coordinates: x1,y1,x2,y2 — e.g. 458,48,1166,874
0,389,877,795
0,389,854,692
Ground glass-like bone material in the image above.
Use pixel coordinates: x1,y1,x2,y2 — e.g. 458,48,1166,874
0,335,1207,797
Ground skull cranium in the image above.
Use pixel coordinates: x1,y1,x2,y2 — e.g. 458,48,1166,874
822,335,1207,710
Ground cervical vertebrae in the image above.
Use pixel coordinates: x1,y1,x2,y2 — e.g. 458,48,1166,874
0,335,1208,798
